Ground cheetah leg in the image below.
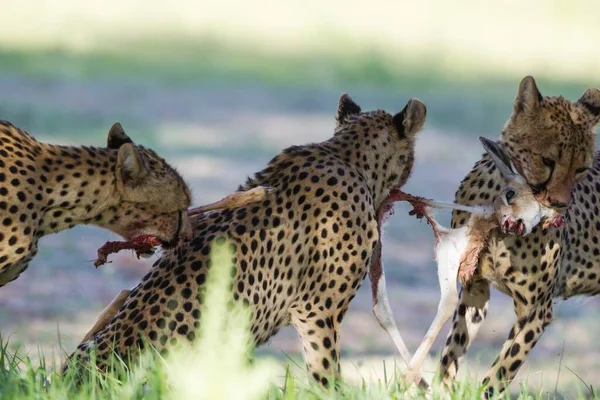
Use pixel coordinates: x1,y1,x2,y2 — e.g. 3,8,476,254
479,300,552,398
438,280,490,387
187,186,274,216
291,313,340,388
369,241,429,389
80,289,131,343
402,245,459,386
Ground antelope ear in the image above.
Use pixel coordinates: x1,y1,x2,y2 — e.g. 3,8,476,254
514,76,543,114
577,88,600,124
117,143,149,185
392,98,427,138
107,122,134,149
479,137,522,182
336,93,361,125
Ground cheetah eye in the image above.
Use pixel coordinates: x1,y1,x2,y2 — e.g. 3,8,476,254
505,190,516,202
575,167,589,174
541,157,555,168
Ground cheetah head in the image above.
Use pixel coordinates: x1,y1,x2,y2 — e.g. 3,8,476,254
103,123,193,247
501,76,600,211
335,94,427,204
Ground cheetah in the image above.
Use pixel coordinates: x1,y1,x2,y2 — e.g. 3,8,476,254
436,76,600,396
0,121,192,287
64,93,427,387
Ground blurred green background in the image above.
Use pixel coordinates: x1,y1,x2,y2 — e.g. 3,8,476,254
1,0,599,396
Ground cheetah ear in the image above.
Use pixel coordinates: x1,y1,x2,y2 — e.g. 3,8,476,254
514,76,543,114
117,143,149,185
336,93,361,125
392,98,426,138
479,137,523,182
107,122,134,149
577,88,600,124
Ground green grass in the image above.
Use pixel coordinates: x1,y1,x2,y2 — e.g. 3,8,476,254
1,243,597,400
4,336,596,400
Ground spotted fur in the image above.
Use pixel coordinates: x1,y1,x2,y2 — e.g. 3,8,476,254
64,94,427,387
438,76,600,397
0,121,192,287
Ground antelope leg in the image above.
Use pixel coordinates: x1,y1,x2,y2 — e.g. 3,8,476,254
187,186,274,216
402,248,459,386
370,241,430,389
